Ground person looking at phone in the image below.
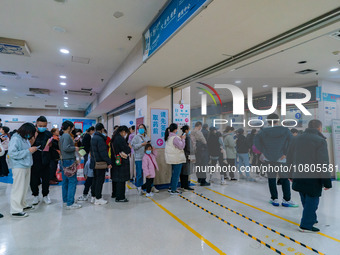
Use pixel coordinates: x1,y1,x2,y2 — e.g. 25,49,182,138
31,116,53,206
131,124,153,195
8,123,38,217
0,126,10,177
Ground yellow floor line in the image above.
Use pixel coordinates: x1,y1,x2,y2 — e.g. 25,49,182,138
204,187,340,243
150,198,227,255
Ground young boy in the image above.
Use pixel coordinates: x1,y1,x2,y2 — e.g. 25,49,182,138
78,154,94,202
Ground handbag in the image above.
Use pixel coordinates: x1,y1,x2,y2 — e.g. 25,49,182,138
63,162,78,177
92,148,108,169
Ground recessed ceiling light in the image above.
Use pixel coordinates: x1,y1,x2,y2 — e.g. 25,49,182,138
235,80,241,84
263,84,269,88
230,69,236,72
60,75,67,79
59,49,70,54
1,88,8,91
330,68,339,72
64,97,68,100
6,104,10,107
60,82,67,86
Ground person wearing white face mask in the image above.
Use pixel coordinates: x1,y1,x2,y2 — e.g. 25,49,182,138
90,123,112,205
110,126,131,202
131,124,151,195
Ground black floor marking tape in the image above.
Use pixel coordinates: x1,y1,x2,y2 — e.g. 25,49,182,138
179,194,286,255
192,192,325,255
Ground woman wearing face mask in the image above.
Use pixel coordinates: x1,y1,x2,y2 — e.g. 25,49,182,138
131,124,151,195
179,125,194,191
8,123,38,217
110,126,131,202
165,123,187,195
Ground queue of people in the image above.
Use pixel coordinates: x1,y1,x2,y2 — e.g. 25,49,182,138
0,116,333,234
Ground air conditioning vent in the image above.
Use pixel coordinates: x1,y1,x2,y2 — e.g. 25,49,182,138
329,30,340,41
295,69,317,75
26,94,35,97
29,88,50,95
72,56,90,64
0,71,18,77
0,37,31,56
63,89,95,96
45,105,57,108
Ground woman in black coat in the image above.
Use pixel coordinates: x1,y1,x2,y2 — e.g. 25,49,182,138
110,126,131,202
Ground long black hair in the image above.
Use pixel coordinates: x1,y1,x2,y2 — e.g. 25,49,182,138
17,123,36,140
181,125,189,133
164,123,178,141
112,125,129,142
61,120,74,131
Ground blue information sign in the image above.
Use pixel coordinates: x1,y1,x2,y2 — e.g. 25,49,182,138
295,113,301,119
143,0,211,61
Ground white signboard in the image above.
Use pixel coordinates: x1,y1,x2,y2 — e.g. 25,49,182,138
332,119,340,180
173,104,190,127
151,109,168,149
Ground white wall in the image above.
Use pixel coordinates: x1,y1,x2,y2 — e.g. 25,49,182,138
119,111,135,127
0,108,93,132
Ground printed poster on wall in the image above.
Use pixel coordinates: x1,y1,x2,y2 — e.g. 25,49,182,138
151,109,168,149
332,119,340,180
173,104,190,127
136,117,144,134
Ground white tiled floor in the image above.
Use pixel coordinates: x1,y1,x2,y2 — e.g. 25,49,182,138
0,176,339,255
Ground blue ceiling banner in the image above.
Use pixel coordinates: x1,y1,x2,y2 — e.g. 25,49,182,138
143,0,212,61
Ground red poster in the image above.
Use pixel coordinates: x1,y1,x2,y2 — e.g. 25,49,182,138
136,117,144,134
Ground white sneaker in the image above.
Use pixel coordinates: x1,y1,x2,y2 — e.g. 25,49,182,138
90,197,95,204
151,186,159,193
282,199,299,208
94,198,108,205
137,187,143,196
221,180,227,185
221,176,227,185
77,194,89,202
269,199,280,207
66,203,82,210
43,195,51,205
146,192,154,197
32,196,40,205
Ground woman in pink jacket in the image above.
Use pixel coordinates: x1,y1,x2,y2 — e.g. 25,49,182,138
142,144,158,197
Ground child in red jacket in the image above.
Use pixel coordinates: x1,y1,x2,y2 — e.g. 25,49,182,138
142,144,159,197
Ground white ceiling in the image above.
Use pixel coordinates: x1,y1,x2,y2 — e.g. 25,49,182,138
1,0,340,116
89,0,340,116
190,31,340,107
0,0,167,110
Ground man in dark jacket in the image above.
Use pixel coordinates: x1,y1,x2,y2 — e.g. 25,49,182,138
236,128,252,180
287,119,332,232
31,116,52,205
82,126,95,164
255,113,297,207
90,123,112,205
